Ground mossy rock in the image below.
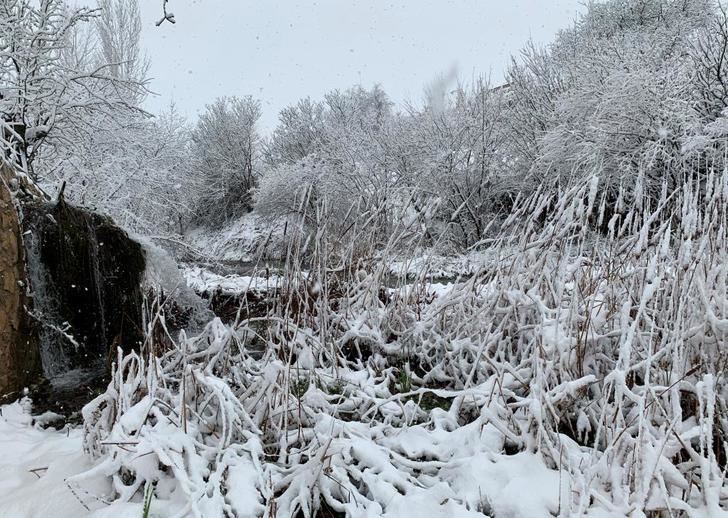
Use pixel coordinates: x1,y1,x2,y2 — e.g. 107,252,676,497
22,196,145,377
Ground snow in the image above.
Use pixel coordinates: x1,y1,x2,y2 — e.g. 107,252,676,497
24,125,49,143
0,403,96,517
225,457,266,516
386,249,491,281
185,213,279,263
183,265,283,294
141,239,215,332
442,451,566,517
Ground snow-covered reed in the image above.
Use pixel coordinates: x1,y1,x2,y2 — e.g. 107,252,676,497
77,168,728,517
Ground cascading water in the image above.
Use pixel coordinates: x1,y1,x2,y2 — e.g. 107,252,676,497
23,221,71,379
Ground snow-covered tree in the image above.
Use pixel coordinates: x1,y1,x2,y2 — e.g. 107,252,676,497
265,97,326,166
501,0,719,224
60,101,195,236
691,2,728,119
0,0,145,179
94,0,149,99
400,79,510,249
188,96,262,226
0,0,195,239
257,85,402,249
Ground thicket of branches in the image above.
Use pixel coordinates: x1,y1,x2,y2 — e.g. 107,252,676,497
6,0,728,251
218,0,728,253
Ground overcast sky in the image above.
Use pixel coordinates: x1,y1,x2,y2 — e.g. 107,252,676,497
138,0,585,131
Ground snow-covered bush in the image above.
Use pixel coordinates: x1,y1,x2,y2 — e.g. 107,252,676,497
504,0,721,222
187,96,263,227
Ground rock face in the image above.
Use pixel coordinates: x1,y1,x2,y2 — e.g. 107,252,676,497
0,170,41,400
0,165,147,406
22,196,146,380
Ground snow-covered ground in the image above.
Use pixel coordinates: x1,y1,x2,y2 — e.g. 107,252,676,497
0,392,574,518
385,249,491,280
0,403,111,517
0,403,185,517
183,265,283,295
182,264,458,301
185,214,282,263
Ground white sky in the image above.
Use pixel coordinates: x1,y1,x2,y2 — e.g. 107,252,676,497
139,0,585,131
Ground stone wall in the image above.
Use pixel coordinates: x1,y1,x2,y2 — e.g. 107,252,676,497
0,169,41,400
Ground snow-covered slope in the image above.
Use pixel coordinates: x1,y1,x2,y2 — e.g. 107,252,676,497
185,213,283,263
